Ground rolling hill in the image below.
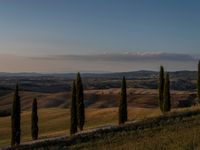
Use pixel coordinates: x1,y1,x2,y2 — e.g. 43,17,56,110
0,88,196,113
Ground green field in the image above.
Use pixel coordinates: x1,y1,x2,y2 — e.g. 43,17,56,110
0,107,162,147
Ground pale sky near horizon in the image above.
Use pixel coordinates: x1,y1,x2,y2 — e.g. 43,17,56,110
0,0,199,72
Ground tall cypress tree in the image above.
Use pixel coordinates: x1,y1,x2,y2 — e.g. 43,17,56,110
11,83,21,146
76,72,85,131
159,66,165,112
198,61,200,103
119,76,128,124
70,81,77,135
31,98,38,140
163,73,171,112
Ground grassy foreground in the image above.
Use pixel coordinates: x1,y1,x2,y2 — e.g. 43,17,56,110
3,107,200,150
0,107,161,147
67,114,200,150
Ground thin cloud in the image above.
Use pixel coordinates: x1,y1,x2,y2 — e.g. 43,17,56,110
30,52,198,62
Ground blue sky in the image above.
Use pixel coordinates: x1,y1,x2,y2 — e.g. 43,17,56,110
0,0,199,55
0,0,199,72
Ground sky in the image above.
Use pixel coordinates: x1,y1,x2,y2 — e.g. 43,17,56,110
0,0,199,72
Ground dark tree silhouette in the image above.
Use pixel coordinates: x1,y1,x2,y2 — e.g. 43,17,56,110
76,72,85,131
163,73,171,112
70,81,77,135
159,66,165,112
198,61,200,102
119,76,127,124
11,83,21,146
31,98,38,140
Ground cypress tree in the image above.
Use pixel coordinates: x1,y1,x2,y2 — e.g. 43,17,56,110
198,61,200,102
70,81,77,135
119,76,128,124
76,72,85,131
163,73,171,112
31,98,38,140
159,66,165,112
11,83,21,146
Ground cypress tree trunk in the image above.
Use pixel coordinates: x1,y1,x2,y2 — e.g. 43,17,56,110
11,83,21,146
163,73,171,112
159,66,165,112
31,98,38,140
119,76,127,124
70,81,77,135
76,73,85,131
198,61,200,102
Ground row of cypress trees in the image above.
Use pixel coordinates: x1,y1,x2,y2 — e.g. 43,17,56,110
118,61,200,123
10,73,85,146
11,61,200,146
118,65,172,125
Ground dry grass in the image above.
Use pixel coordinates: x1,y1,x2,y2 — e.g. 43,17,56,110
1,106,199,147
1,106,200,149
0,107,162,147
